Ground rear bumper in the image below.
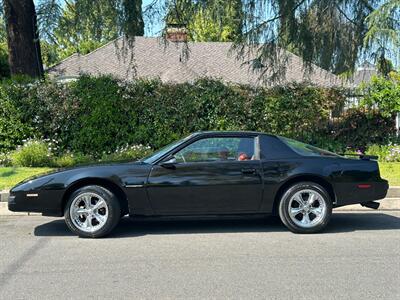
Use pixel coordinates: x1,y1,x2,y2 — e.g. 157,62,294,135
334,179,389,206
373,179,389,200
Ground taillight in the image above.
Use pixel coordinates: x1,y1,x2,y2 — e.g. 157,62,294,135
357,184,372,189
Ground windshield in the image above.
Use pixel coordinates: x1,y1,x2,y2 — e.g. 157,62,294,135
279,136,339,157
141,134,193,164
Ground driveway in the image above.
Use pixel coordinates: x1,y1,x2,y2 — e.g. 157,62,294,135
0,211,399,299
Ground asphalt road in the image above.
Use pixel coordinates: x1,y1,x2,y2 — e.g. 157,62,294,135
0,211,399,300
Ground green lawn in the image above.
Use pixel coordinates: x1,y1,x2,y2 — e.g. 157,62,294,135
0,167,54,190
379,162,400,186
0,162,399,191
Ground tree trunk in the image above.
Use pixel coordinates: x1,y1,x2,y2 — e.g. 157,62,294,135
135,0,144,36
4,0,44,78
121,0,144,36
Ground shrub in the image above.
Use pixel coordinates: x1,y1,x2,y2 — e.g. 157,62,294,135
0,152,12,167
100,144,152,162
66,76,128,154
260,84,343,141
304,136,346,154
365,144,390,161
6,138,152,168
329,109,396,151
52,153,76,168
0,77,82,155
52,152,94,168
52,145,152,168
10,140,52,167
366,144,400,162
387,145,400,162
360,72,400,117
0,74,393,157
0,85,35,152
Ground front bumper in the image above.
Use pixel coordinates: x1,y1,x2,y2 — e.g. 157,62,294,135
8,190,64,217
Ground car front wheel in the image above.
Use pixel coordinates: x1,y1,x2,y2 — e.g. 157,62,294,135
64,185,121,238
278,182,332,233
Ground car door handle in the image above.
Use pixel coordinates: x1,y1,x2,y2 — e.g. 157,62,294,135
241,168,256,174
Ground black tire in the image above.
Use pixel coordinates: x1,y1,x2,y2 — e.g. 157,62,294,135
64,185,121,238
278,182,332,234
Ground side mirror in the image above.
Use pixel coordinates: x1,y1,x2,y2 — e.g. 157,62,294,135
160,156,177,169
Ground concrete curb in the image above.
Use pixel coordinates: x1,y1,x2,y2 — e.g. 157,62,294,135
0,191,9,202
386,186,400,198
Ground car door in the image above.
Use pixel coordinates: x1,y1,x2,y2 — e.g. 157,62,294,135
146,135,264,214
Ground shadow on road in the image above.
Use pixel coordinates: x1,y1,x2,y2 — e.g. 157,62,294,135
33,212,400,238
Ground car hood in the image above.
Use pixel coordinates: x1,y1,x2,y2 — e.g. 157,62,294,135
11,161,147,192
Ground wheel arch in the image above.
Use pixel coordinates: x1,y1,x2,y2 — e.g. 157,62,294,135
61,178,129,216
272,174,336,216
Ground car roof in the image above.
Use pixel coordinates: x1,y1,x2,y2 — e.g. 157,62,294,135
192,131,276,137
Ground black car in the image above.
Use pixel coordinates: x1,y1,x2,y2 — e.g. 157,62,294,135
9,131,388,237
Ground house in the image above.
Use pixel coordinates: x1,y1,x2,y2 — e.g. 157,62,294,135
348,61,377,88
48,36,342,87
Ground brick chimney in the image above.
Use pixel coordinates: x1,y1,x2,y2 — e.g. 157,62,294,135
166,24,188,42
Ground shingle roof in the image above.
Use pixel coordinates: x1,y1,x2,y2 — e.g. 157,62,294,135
348,62,377,87
48,36,342,87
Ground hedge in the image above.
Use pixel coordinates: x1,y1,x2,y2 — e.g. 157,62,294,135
0,75,396,156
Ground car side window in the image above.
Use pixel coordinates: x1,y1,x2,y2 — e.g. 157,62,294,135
174,137,257,163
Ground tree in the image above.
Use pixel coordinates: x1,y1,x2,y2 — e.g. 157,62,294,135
364,0,399,73
38,0,145,66
2,0,398,81
50,0,119,63
0,16,10,78
361,72,400,117
1,0,145,76
3,0,43,78
158,0,396,82
234,0,380,80
376,56,395,77
278,3,370,75
0,43,9,78
56,0,144,46
167,0,242,42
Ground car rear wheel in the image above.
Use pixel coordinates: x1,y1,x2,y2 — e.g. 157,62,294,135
64,185,121,238
278,182,332,233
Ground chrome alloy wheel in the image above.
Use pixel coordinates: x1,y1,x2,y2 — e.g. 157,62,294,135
288,189,327,228
69,192,109,233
